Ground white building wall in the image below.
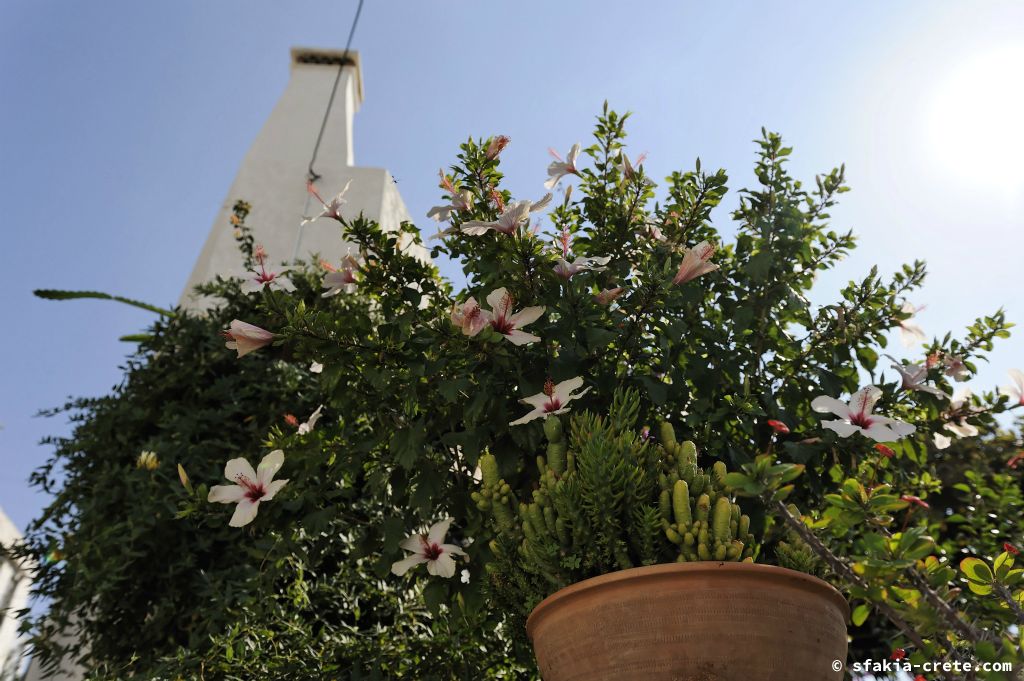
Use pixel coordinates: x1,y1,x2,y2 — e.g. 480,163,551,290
0,508,31,681
180,47,424,308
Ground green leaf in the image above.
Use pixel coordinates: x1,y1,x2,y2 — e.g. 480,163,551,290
994,551,1015,579
960,557,994,586
422,580,447,615
635,375,667,405
851,603,871,627
390,421,427,470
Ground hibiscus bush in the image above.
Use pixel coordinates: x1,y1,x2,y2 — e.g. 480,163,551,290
14,215,528,679
12,105,1024,678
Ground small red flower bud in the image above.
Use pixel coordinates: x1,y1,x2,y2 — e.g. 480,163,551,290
1007,452,1024,469
915,676,926,681
766,419,790,434
1004,542,1020,556
284,413,299,428
890,648,906,661
901,495,930,509
875,444,895,459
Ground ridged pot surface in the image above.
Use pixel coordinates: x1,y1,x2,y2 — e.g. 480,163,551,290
526,562,849,681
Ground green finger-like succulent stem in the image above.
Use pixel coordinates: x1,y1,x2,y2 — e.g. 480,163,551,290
713,497,732,544
680,440,697,465
659,421,677,447
672,480,692,526
528,505,546,538
543,506,557,535
712,460,728,488
665,526,683,544
547,441,567,476
479,453,500,486
695,494,711,523
543,415,564,442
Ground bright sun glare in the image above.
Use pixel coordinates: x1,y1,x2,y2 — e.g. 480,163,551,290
925,44,1024,194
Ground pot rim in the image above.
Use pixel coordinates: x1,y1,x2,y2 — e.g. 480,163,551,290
525,561,850,640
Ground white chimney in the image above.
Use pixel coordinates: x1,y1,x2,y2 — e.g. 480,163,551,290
180,47,422,308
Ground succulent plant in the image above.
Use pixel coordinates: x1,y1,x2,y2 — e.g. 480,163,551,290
473,390,759,622
774,504,825,577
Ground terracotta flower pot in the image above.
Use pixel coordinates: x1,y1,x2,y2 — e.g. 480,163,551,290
526,562,849,681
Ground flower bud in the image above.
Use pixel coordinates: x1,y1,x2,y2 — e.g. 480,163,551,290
485,135,510,160
136,450,159,470
177,464,192,493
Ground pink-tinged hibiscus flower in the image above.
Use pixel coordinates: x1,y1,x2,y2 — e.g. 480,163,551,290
485,288,544,345
245,244,293,292
450,297,489,337
391,518,467,578
884,355,949,400
999,369,1024,405
321,255,360,297
645,220,668,242
943,354,969,382
208,450,289,527
898,302,927,348
485,135,510,160
672,241,719,285
461,194,553,236
594,287,625,305
617,150,648,180
302,179,352,225
544,143,581,189
553,255,611,279
510,377,591,426
223,320,274,358
933,388,978,449
811,385,916,442
297,405,324,435
427,189,474,223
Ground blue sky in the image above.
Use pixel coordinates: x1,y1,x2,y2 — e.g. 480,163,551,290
2,1,1023,532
